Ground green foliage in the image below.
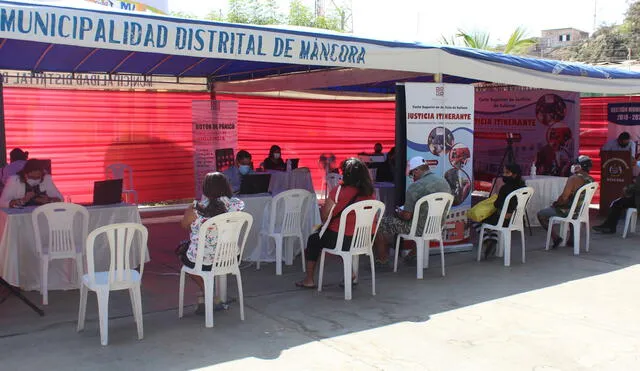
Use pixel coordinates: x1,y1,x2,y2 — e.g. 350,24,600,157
169,11,199,19
456,30,491,50
502,27,537,54
288,0,314,27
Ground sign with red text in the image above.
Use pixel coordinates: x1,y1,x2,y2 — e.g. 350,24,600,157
192,100,238,199
474,86,580,180
405,83,474,250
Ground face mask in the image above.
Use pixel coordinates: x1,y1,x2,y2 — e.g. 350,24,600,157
273,153,281,160
502,176,513,183
26,178,41,187
570,164,581,174
239,165,251,175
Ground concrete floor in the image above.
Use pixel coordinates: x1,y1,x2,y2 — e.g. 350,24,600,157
1,217,640,370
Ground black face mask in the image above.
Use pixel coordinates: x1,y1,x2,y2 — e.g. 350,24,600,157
503,175,515,183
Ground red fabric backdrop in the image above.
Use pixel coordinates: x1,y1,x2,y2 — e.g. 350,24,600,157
2,88,395,203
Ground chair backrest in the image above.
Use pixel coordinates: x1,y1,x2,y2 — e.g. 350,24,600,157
326,173,342,194
32,202,89,258
106,163,134,190
269,189,313,235
496,187,535,229
335,200,385,255
410,193,454,239
565,182,599,222
85,223,148,286
193,212,253,275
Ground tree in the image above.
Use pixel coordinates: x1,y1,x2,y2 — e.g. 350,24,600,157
501,27,537,54
441,27,536,55
569,25,630,63
286,0,345,32
169,11,199,19
456,30,491,50
288,0,314,27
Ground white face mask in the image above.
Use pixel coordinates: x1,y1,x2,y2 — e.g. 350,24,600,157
26,178,41,187
570,165,581,174
273,153,281,160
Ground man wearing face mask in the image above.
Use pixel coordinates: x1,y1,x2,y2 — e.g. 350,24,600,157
537,155,595,248
263,145,286,171
222,150,254,194
0,159,63,208
373,156,452,266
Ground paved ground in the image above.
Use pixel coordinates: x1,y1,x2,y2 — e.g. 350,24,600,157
1,215,640,370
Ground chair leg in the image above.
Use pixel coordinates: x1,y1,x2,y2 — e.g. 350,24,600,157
203,276,215,328
96,289,110,346
416,240,424,280
352,255,360,281
41,258,49,305
275,236,283,276
133,285,143,340
632,211,637,234
317,251,326,292
477,227,485,261
75,255,84,287
503,232,512,267
394,235,402,272
545,220,554,251
439,239,445,277
77,284,88,332
520,230,526,264
585,221,590,253
298,235,306,273
178,270,185,318
369,253,376,296
236,273,245,321
623,213,631,239
342,255,353,300
573,223,581,256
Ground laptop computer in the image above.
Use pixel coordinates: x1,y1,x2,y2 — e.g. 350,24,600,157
92,179,123,205
239,174,271,195
289,158,299,170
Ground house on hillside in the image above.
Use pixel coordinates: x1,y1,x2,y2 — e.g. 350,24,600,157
540,28,589,49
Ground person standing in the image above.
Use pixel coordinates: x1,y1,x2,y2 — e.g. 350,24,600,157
601,132,636,157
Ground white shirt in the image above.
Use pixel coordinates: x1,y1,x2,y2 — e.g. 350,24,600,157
0,175,63,208
0,160,26,184
601,139,636,155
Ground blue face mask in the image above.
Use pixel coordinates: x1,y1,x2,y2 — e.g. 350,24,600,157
239,165,251,175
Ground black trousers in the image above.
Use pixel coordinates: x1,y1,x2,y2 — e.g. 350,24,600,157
306,230,352,262
602,197,635,230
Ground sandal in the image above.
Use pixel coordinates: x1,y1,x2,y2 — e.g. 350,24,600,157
374,259,389,269
295,280,317,289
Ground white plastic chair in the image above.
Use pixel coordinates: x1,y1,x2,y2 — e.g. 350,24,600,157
623,208,637,239
393,192,454,279
318,200,385,300
178,212,253,328
477,187,535,267
324,173,342,198
32,202,89,305
77,223,148,346
106,163,138,204
545,182,599,255
257,189,312,275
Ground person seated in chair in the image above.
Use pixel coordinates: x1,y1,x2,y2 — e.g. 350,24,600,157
262,145,286,171
223,150,254,194
179,172,245,314
373,157,452,267
593,173,640,234
537,155,595,248
473,163,526,259
0,159,62,208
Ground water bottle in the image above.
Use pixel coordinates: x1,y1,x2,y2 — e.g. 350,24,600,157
530,162,537,178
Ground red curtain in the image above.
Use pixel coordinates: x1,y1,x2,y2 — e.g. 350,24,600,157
2,88,395,203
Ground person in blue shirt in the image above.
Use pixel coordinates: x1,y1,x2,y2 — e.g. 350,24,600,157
223,150,254,193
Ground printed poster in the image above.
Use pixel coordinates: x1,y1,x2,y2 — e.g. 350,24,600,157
192,100,238,199
404,83,474,249
474,86,580,180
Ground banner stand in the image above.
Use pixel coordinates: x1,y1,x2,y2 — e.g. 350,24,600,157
0,74,6,166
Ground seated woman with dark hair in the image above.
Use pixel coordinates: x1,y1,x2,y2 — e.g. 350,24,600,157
263,145,286,171
0,159,62,208
179,172,245,313
474,163,526,259
295,157,376,288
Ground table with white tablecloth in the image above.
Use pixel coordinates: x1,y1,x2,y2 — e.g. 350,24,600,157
524,175,567,227
0,204,146,291
239,193,320,263
267,168,315,196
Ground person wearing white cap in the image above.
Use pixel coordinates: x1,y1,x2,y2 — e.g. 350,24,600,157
373,156,452,266
537,155,595,248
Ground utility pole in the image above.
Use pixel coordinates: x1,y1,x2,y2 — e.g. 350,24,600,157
593,0,597,33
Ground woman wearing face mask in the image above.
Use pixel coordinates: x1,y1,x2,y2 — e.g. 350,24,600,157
0,159,63,208
474,163,526,259
263,145,286,171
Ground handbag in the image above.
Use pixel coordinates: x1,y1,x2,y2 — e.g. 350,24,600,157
468,194,498,222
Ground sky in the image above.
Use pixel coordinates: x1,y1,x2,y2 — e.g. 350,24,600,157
170,0,631,44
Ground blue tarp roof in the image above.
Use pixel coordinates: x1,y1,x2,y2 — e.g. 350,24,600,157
1,0,640,94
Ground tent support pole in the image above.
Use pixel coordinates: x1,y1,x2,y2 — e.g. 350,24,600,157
0,74,6,166
434,73,443,83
